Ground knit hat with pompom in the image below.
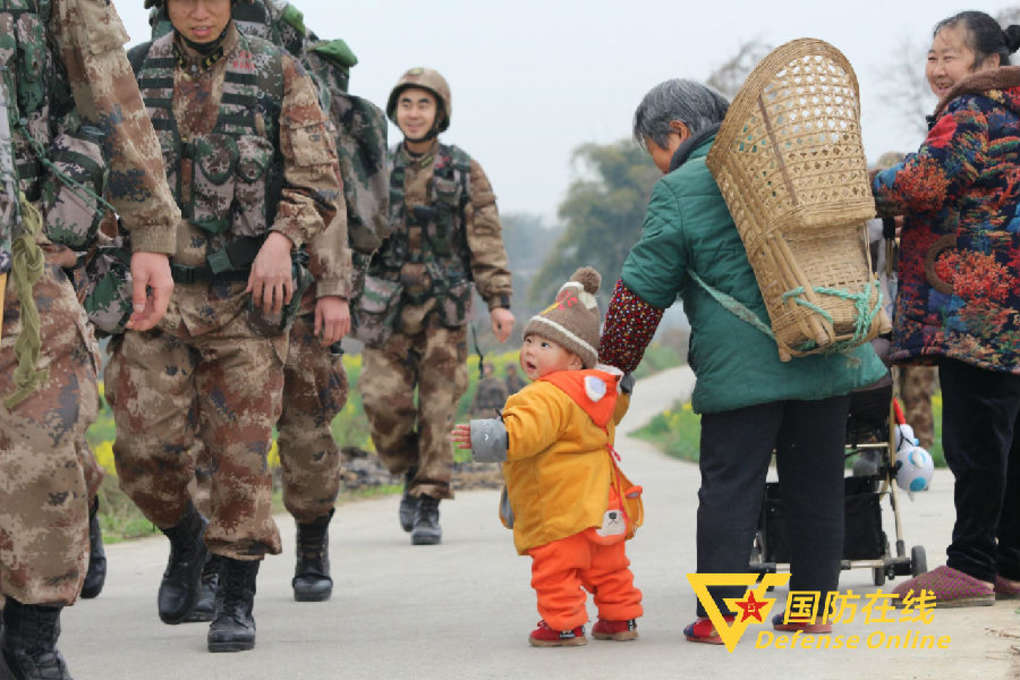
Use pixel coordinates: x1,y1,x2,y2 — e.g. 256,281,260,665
523,266,602,368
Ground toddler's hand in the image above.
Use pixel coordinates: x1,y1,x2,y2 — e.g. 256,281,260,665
450,423,472,450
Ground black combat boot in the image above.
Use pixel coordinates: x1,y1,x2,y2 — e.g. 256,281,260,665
292,509,334,602
0,598,73,680
183,555,222,623
411,495,442,545
80,498,106,600
398,466,418,532
207,558,260,653
157,503,208,624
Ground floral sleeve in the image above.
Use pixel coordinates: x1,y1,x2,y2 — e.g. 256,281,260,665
872,97,988,217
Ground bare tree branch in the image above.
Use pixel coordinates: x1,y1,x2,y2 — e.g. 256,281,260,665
705,38,774,99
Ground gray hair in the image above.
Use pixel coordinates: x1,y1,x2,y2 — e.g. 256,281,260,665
633,79,730,149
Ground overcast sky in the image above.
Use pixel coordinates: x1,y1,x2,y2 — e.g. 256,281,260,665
114,0,1020,220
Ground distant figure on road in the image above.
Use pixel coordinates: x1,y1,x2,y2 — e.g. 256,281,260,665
599,78,886,644
504,364,526,395
453,267,644,647
470,361,509,418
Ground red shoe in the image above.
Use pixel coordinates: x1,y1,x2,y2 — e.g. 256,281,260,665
592,618,638,641
528,620,587,647
771,612,833,633
683,616,733,645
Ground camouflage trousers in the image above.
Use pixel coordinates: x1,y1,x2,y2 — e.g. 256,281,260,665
191,314,348,524
277,313,348,523
896,365,937,451
360,320,468,499
0,265,97,605
105,311,285,560
77,436,104,502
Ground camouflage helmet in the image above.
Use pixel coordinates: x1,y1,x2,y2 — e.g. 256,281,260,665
386,67,452,133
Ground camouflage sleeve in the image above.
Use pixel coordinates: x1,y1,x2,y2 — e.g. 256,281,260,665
464,158,512,310
274,53,342,251
50,0,179,254
306,204,353,299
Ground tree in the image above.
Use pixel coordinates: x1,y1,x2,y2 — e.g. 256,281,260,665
528,141,659,307
705,38,773,99
530,39,772,308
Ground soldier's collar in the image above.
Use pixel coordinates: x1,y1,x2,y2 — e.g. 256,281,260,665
173,23,238,76
400,140,438,169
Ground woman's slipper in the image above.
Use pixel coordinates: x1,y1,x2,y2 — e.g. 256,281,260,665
994,574,1020,600
892,565,994,608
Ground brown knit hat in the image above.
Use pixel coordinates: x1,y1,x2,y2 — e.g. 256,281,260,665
523,266,602,368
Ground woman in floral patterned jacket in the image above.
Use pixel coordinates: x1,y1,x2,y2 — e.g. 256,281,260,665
873,10,1020,607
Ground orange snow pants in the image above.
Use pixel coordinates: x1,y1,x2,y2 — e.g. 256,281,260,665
527,530,643,631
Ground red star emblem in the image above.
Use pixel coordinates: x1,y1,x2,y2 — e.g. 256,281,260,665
734,590,767,623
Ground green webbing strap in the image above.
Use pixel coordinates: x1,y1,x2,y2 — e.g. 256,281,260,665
470,323,484,380
689,271,882,356
6,191,48,409
688,270,776,339
782,280,882,353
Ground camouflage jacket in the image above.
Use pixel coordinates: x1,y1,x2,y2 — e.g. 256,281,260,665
373,141,511,315
147,0,387,296
0,0,179,272
136,24,341,337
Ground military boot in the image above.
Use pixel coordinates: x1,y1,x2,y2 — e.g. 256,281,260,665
410,495,442,545
157,503,208,624
183,555,222,623
398,466,418,532
80,498,106,600
0,598,73,680
292,509,334,602
207,558,260,653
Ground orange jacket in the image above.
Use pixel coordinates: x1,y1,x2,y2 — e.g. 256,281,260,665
501,368,631,554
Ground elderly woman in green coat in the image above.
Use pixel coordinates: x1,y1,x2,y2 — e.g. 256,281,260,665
598,79,888,644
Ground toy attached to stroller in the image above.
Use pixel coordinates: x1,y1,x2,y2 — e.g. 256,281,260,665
749,378,930,585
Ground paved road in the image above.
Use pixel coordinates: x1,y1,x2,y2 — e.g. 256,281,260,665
63,367,1019,679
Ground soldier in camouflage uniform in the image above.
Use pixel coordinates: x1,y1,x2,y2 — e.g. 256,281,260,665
141,0,389,607
355,68,514,545
470,361,509,418
896,365,937,451
0,0,181,676
105,0,343,653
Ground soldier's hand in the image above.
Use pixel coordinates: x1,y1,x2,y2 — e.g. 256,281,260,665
247,232,294,315
314,295,350,345
450,423,472,450
127,252,174,331
490,307,515,343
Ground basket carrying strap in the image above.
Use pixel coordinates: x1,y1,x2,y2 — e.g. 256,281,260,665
688,270,776,339
688,270,882,355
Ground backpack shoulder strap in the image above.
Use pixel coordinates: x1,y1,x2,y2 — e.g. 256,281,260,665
126,41,152,78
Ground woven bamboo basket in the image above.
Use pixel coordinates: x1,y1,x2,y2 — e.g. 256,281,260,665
706,38,890,361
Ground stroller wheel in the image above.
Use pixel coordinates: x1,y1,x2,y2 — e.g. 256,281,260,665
873,566,886,586
910,546,927,577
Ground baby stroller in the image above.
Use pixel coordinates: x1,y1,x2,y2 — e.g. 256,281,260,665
748,377,928,586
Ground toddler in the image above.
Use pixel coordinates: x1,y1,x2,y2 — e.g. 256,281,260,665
452,267,643,647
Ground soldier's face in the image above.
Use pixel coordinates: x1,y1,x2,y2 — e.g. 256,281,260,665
167,0,232,44
395,87,438,140
519,334,582,380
